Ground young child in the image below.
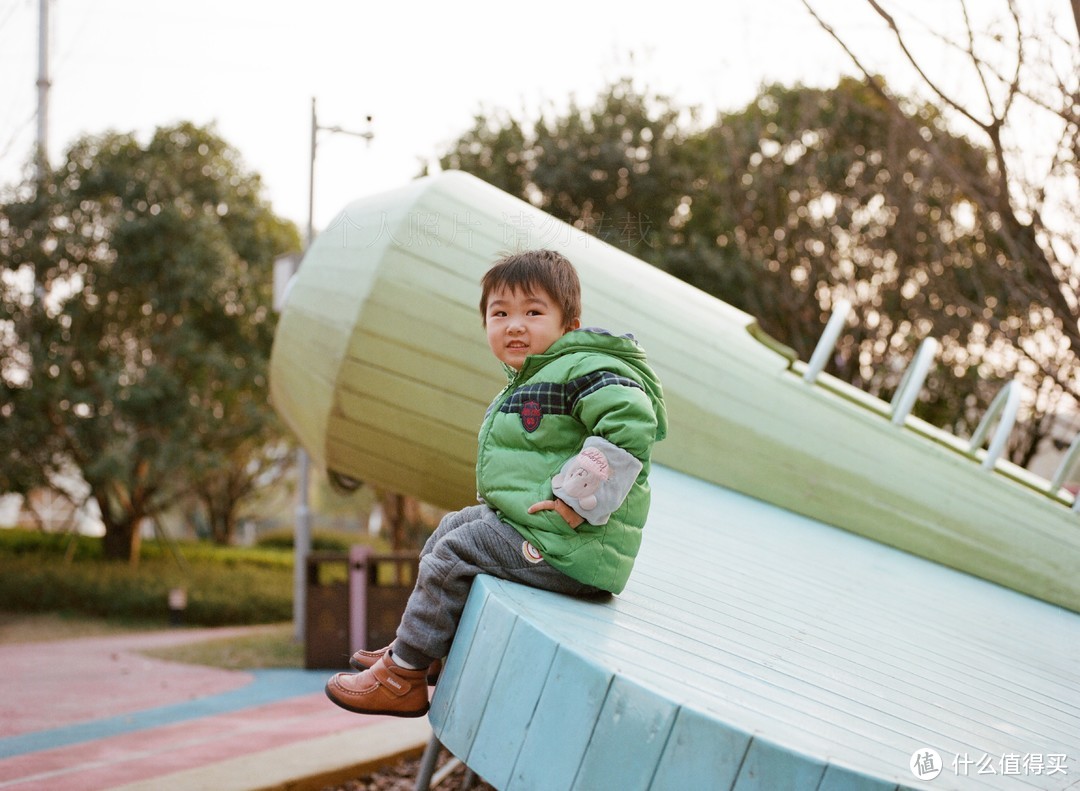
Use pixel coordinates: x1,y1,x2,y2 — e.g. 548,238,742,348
325,248,667,717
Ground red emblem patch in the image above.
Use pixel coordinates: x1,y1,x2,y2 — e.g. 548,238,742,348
520,400,543,432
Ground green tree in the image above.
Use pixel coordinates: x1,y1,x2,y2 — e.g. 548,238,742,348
674,78,1030,437
0,122,300,560
188,417,293,546
430,76,1062,461
434,78,693,262
802,0,1080,463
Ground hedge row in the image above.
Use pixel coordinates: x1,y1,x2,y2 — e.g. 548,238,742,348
0,528,379,627
0,554,292,626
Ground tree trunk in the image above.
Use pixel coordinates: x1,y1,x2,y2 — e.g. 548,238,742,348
207,497,232,545
96,492,143,563
101,519,141,564
381,492,407,550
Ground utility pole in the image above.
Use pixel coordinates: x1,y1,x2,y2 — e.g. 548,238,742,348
306,97,374,244
36,0,50,175
293,97,373,643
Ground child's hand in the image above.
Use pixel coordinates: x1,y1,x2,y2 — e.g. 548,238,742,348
528,498,585,529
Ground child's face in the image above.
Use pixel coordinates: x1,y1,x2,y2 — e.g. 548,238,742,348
484,285,579,370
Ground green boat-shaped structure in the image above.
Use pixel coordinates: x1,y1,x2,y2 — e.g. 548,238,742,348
270,171,1080,790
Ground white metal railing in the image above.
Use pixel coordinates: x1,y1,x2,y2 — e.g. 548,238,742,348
1049,433,1080,512
801,303,1077,514
967,381,1021,470
803,299,851,384
890,337,939,426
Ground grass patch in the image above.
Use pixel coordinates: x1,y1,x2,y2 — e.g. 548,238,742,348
139,623,304,669
0,610,305,670
0,609,161,644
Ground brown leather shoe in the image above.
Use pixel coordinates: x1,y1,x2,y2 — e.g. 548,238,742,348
325,655,430,718
349,646,442,685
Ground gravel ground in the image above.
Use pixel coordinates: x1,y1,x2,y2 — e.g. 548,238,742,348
320,748,497,791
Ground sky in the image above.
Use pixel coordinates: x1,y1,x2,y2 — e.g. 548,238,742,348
0,0,1073,235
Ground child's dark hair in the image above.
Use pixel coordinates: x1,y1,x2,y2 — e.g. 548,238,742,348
480,249,581,328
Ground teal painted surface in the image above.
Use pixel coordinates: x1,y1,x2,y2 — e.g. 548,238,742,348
819,765,900,791
649,707,750,791
508,648,612,789
429,465,1080,789
424,582,484,730
437,592,516,753
572,677,676,791
733,739,826,791
467,622,559,789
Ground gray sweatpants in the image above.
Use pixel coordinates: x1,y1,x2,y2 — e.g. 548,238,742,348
390,504,605,669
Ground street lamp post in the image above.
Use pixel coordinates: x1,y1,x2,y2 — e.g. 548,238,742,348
293,97,373,643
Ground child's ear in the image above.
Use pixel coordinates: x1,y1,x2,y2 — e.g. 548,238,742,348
566,316,581,332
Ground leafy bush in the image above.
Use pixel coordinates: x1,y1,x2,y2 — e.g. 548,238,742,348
256,528,386,553
0,529,293,626
0,528,103,558
0,527,402,626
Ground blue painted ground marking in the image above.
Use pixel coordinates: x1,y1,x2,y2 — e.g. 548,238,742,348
0,668,329,759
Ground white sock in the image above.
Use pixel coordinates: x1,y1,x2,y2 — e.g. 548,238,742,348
389,650,419,670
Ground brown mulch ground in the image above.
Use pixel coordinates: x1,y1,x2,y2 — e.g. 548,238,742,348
320,748,497,791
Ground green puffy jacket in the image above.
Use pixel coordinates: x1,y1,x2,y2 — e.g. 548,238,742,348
476,328,667,593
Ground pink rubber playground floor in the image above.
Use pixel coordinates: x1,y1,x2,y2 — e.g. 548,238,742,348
0,626,430,791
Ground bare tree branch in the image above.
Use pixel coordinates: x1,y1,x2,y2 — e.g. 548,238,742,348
959,0,1003,119
799,0,995,204
863,0,991,131
905,9,1072,122
801,0,1080,435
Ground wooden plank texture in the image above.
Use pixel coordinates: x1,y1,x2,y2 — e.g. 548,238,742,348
504,647,613,790
649,706,751,790
571,677,677,791
269,169,1080,613
466,621,560,789
270,172,1080,788
429,465,1080,790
